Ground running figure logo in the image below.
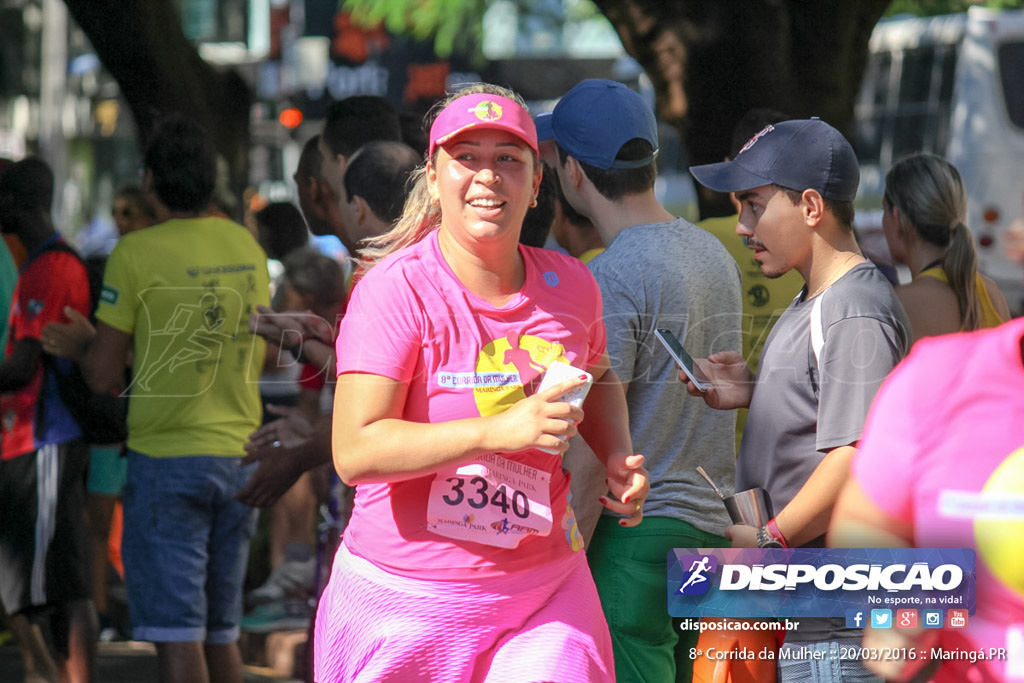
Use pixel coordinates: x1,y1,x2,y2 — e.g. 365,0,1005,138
678,554,718,596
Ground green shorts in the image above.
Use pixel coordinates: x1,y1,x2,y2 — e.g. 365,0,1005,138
87,445,127,496
587,515,729,683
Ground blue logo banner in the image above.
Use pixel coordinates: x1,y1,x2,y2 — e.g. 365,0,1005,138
667,548,976,618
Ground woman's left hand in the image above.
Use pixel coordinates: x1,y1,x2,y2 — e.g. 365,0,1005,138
601,453,649,527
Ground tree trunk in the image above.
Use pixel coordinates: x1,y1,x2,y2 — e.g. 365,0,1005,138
592,0,890,219
63,0,252,220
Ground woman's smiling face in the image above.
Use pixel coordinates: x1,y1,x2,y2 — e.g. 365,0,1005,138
427,128,541,250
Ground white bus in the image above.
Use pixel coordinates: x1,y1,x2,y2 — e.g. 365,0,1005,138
853,7,1024,314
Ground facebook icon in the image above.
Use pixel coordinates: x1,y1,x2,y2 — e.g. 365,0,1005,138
845,609,866,629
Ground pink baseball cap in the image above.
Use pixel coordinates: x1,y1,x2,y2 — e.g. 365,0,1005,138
428,93,538,158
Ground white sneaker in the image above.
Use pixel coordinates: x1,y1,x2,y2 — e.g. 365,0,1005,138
247,557,317,606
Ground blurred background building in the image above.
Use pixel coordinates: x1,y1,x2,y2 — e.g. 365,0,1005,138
0,0,695,251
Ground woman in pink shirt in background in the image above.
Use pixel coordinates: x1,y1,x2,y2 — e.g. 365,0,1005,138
313,83,649,682
830,318,1024,682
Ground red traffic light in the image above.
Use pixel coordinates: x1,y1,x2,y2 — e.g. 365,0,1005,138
278,107,303,129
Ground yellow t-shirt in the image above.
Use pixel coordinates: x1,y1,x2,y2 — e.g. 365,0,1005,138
578,247,605,265
97,216,270,457
697,214,803,448
918,267,1006,329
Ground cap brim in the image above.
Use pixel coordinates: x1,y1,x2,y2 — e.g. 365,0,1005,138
435,121,538,156
535,112,554,142
689,159,771,194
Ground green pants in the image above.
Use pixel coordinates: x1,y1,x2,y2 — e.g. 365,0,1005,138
587,515,729,683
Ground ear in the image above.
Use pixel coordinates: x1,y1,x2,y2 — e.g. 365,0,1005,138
729,191,741,215
566,156,585,190
353,195,370,225
308,181,333,220
305,175,321,201
801,189,826,227
426,160,439,202
532,161,543,201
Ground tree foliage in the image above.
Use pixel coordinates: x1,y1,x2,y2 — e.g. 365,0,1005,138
887,0,1024,16
344,0,489,59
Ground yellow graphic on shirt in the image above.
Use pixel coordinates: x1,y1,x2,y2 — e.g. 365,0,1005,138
473,335,566,417
563,494,585,552
974,445,1024,596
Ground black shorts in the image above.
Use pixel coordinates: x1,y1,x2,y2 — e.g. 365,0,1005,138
0,440,92,615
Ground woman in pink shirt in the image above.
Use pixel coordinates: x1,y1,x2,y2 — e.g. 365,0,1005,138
830,319,1024,682
313,84,649,683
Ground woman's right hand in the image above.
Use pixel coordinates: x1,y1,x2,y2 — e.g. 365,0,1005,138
248,306,334,347
484,376,587,454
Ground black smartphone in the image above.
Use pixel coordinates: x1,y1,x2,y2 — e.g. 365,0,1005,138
654,328,711,392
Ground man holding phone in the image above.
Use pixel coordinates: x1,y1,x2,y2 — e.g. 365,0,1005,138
538,79,742,683
687,118,910,681
654,328,711,393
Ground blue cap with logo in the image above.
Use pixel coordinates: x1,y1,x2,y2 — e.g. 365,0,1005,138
535,79,659,171
689,118,860,201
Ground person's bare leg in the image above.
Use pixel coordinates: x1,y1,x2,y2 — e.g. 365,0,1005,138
204,642,244,683
56,599,97,683
86,494,117,619
157,642,209,683
8,612,58,683
269,472,317,569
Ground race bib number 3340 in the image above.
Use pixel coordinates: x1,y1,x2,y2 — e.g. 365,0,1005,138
427,453,552,549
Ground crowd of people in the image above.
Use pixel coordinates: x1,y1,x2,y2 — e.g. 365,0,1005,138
0,75,1022,683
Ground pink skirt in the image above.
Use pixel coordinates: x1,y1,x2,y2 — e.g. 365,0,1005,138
314,544,614,683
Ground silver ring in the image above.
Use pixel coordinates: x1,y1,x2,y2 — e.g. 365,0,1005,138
272,440,282,448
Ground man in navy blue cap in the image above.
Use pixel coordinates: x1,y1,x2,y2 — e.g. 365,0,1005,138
539,78,743,682
687,119,911,680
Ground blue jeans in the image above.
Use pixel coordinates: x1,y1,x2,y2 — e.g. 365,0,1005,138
122,451,256,643
778,641,884,682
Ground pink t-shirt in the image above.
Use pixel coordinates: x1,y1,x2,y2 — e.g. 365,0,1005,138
853,317,1024,682
335,230,606,579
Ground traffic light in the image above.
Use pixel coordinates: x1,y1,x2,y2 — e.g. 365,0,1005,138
278,106,303,129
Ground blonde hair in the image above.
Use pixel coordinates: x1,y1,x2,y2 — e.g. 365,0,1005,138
884,152,981,331
359,83,534,268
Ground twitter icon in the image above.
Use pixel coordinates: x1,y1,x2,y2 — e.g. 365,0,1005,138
871,609,892,629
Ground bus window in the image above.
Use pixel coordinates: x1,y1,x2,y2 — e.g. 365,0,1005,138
892,47,935,159
936,47,957,151
999,41,1024,129
854,50,891,165
884,44,959,163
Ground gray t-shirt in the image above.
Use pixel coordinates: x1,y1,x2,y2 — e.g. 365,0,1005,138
737,262,910,525
589,218,742,534
738,262,909,645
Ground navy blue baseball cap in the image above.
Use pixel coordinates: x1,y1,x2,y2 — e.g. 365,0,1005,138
689,118,860,201
535,79,659,171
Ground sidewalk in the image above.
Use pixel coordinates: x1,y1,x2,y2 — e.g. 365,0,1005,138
0,639,302,682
